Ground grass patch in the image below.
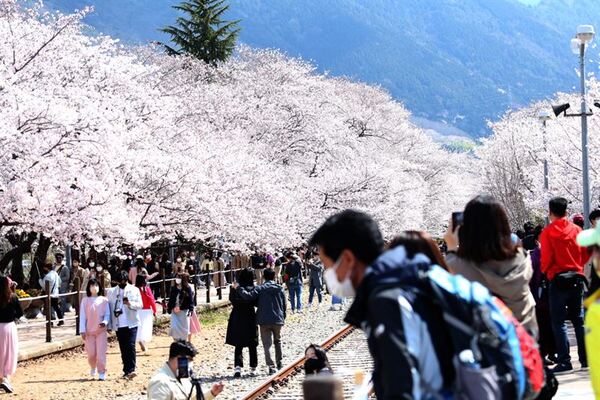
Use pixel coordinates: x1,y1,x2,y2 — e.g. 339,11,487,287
198,307,230,327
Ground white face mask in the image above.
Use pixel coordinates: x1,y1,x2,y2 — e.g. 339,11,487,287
90,285,99,295
175,278,182,285
89,262,95,268
323,257,356,298
190,256,195,260
176,258,182,263
96,266,102,272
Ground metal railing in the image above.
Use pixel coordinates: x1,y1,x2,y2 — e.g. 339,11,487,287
15,266,250,343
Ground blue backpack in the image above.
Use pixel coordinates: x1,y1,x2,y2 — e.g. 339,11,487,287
425,265,526,399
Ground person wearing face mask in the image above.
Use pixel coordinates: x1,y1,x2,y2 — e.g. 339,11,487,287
82,260,111,297
107,270,143,379
147,340,224,400
55,252,71,313
168,273,195,341
304,344,332,375
79,278,110,381
311,210,417,397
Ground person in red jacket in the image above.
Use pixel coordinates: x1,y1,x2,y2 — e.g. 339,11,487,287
135,274,157,354
540,197,590,374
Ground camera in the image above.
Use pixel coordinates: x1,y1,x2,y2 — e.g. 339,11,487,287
114,308,123,318
177,357,190,379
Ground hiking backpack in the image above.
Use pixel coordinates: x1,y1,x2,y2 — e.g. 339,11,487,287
492,298,545,399
424,265,528,400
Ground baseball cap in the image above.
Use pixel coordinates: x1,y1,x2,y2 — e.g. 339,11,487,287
576,225,600,247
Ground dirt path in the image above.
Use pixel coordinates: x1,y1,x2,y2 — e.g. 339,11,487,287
8,310,231,400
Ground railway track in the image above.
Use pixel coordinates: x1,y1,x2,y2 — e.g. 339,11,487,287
240,325,372,400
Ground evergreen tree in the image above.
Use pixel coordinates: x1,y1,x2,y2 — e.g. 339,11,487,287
160,0,240,65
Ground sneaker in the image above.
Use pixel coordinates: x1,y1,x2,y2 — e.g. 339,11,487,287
581,361,589,370
98,372,106,381
268,367,277,375
0,380,14,393
276,362,282,370
250,367,257,376
123,371,137,380
57,320,65,326
551,363,573,375
90,368,97,377
233,367,241,378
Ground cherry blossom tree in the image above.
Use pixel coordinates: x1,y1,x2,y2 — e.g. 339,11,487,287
0,0,478,284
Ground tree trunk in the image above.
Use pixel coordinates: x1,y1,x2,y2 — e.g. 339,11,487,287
30,234,52,289
0,232,37,286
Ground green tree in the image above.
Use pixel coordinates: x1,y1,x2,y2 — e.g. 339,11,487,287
160,0,240,65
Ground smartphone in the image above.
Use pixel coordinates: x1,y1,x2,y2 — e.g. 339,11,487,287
451,212,464,232
177,357,190,379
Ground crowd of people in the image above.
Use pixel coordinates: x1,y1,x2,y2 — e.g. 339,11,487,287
1,194,599,399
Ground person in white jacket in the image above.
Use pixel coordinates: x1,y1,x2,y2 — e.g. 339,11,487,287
147,340,224,400
39,263,64,325
107,270,142,379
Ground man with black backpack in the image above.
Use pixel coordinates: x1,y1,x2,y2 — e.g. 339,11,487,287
540,197,591,375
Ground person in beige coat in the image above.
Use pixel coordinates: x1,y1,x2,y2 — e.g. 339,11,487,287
147,340,224,400
444,195,539,337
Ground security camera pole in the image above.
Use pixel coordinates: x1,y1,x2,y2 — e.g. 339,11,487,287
574,25,594,228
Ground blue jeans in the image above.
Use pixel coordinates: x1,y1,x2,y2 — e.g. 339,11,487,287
549,280,587,365
308,285,322,304
288,284,302,311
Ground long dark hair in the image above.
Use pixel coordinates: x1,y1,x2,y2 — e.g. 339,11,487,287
458,195,518,263
304,344,332,374
135,274,147,288
0,276,13,308
387,231,448,270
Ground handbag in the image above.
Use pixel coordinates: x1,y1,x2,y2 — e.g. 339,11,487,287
553,271,585,290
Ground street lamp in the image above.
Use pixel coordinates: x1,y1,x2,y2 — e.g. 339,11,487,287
552,25,595,227
576,25,594,227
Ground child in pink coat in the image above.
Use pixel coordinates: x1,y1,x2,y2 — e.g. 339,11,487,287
79,278,110,381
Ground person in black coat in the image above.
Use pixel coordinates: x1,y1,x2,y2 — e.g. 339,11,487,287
226,268,258,378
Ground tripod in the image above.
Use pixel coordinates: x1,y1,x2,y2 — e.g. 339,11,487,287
186,376,205,400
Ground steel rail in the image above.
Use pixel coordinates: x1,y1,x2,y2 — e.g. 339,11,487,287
240,324,355,400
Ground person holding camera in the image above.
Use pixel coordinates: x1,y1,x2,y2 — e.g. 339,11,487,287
107,270,143,379
147,340,224,400
443,195,538,337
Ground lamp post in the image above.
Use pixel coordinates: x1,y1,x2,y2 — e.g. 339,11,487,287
574,25,594,227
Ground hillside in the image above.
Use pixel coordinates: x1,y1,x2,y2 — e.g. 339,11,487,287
45,0,600,137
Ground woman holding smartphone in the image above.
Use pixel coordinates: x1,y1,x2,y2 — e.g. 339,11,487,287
168,273,195,341
444,195,538,337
